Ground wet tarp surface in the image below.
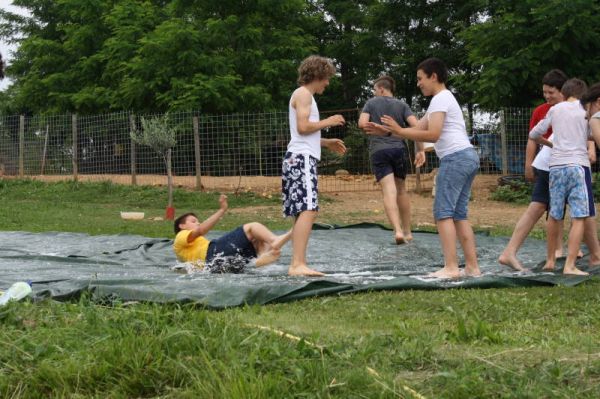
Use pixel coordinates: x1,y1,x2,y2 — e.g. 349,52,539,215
0,225,596,309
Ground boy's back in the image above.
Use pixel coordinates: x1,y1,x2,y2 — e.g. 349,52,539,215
547,100,589,167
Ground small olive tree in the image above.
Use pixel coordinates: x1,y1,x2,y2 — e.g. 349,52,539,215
131,113,178,217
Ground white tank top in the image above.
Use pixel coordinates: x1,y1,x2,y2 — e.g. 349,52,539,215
287,91,321,160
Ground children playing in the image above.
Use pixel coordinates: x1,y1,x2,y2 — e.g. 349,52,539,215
282,55,346,277
358,75,425,244
370,57,481,279
173,194,292,273
529,79,593,275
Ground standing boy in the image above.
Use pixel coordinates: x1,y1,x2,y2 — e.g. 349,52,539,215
374,58,480,279
282,55,346,277
529,79,592,275
358,75,425,244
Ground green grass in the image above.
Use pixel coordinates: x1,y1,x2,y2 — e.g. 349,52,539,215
1,179,599,398
0,179,286,235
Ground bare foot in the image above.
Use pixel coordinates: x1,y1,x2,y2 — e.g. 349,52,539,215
271,229,293,250
428,267,461,279
590,252,600,267
255,248,281,267
404,234,414,242
563,266,589,276
463,267,482,277
395,232,406,245
541,262,556,272
498,252,526,271
577,250,584,259
288,264,325,277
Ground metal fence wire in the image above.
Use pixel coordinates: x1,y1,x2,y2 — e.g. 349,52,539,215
0,107,562,193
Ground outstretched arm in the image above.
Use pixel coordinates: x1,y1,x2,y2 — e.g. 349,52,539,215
188,194,228,241
381,111,443,143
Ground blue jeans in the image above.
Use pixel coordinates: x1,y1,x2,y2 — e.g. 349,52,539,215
433,147,479,221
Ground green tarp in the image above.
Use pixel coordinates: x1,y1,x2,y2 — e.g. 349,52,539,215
0,224,596,309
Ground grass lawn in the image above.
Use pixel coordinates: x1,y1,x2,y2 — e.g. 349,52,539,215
1,179,600,398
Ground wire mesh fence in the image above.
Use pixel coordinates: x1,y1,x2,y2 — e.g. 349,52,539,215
0,107,547,193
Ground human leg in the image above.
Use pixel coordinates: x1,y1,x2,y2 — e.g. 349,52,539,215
498,201,547,271
282,152,322,276
429,218,460,278
563,218,588,275
379,173,404,243
395,177,413,241
288,211,323,276
561,166,595,275
583,216,600,265
243,223,292,267
431,148,479,278
543,217,560,271
455,219,480,276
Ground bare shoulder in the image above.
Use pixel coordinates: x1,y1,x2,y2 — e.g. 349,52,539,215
291,87,312,109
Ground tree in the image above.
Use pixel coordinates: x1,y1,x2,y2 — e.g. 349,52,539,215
461,0,600,110
130,113,177,218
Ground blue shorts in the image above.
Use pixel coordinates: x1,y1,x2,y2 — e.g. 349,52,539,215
282,152,319,217
433,148,479,221
531,168,550,205
370,147,409,182
549,165,595,220
205,226,256,273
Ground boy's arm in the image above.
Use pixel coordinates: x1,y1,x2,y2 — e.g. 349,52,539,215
188,195,228,241
407,115,426,167
590,118,600,149
320,138,346,154
528,114,551,140
381,112,443,143
294,89,344,134
358,112,370,129
588,140,597,164
524,139,537,182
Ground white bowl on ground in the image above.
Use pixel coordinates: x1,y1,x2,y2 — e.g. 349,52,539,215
120,211,145,220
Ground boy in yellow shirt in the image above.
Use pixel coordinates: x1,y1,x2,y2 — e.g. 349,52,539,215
173,194,292,273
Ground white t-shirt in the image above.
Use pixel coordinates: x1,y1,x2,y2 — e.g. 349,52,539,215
427,89,472,159
287,89,321,160
529,100,589,168
531,134,553,172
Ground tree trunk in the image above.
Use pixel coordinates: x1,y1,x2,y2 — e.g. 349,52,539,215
166,148,173,208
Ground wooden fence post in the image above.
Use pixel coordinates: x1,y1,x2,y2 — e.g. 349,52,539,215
499,109,508,175
193,116,202,191
129,114,137,186
72,114,78,181
18,115,24,177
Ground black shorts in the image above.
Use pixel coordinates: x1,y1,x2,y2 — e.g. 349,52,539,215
371,147,409,182
205,226,257,273
531,168,550,206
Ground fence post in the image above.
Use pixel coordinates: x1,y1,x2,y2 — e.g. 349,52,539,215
72,114,78,181
499,109,508,175
129,114,137,186
193,116,202,191
18,115,24,177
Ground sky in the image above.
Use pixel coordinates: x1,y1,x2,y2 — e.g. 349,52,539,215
0,0,29,90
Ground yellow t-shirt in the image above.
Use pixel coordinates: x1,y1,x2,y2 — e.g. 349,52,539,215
173,230,211,265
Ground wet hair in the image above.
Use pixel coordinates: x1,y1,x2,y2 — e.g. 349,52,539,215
581,82,600,108
416,57,448,84
0,53,4,80
561,78,587,100
297,55,336,86
374,75,395,94
542,69,568,90
174,212,197,234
